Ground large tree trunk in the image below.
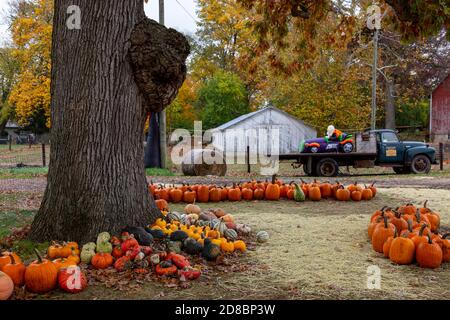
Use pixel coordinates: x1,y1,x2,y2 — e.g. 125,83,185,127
384,79,396,130
30,0,189,243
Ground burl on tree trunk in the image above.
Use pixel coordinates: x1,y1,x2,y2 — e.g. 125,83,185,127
30,0,189,243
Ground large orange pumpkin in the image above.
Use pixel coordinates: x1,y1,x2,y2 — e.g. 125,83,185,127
1,254,26,287
169,187,183,203
197,185,210,203
264,176,280,201
308,186,321,201
24,249,58,294
241,188,253,201
371,216,396,253
416,235,442,269
228,185,242,202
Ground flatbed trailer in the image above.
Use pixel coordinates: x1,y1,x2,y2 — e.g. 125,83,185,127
277,130,437,177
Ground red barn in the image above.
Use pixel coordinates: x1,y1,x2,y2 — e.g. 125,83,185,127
430,74,450,142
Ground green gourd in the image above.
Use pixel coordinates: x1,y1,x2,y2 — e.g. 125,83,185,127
294,183,305,202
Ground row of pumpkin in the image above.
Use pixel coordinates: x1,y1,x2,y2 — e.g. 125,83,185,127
150,178,377,204
368,201,449,268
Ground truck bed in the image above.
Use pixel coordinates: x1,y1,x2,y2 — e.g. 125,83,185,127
278,152,377,161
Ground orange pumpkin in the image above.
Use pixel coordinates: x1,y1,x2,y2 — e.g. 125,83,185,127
308,186,321,201
264,176,280,201
371,216,396,253
91,253,113,270
335,186,350,201
1,254,25,287
155,199,169,211
209,187,221,202
228,185,242,202
241,188,253,201
24,249,58,294
0,252,22,270
197,185,210,203
169,188,183,203
183,189,197,203
319,182,332,199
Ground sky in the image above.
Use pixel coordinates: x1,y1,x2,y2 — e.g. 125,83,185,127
0,0,199,44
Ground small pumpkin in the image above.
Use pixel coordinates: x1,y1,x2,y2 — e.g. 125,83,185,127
24,249,58,294
155,261,177,277
335,186,350,201
58,266,88,294
0,252,22,271
371,216,396,253
236,224,252,235
53,257,77,271
264,175,280,201
221,214,234,223
256,231,269,243
1,254,25,287
91,253,113,270
220,240,235,253
155,199,169,211
185,201,201,215
0,271,14,300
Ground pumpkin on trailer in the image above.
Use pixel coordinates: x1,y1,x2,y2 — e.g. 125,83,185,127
416,235,442,269
91,253,113,270
0,271,14,300
58,266,88,294
25,249,58,294
1,254,25,287
264,176,280,201
371,216,396,253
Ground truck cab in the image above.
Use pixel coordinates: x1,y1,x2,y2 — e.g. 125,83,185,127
371,129,437,174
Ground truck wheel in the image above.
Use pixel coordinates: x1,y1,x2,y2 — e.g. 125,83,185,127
393,167,411,174
316,158,339,177
410,155,431,174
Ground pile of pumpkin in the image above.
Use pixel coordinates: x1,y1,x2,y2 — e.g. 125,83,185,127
150,178,376,203
368,201,449,269
0,205,262,300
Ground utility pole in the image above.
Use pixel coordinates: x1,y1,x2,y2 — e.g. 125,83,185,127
371,28,379,131
158,0,167,168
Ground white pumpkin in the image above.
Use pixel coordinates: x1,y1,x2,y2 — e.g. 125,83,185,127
0,271,14,300
256,231,269,243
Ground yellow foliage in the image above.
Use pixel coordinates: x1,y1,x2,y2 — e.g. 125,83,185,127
8,0,53,129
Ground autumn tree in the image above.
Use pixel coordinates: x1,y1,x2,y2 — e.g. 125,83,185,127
30,0,189,242
0,47,19,134
8,0,52,130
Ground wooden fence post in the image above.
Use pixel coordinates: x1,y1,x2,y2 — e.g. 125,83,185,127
246,145,250,174
42,143,46,167
439,143,444,171
9,135,12,151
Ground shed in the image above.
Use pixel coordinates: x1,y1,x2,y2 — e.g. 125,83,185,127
430,74,450,143
209,106,317,155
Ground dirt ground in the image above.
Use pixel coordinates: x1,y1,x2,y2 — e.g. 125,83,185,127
1,181,449,300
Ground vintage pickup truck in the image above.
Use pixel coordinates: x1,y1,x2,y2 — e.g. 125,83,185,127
279,129,437,177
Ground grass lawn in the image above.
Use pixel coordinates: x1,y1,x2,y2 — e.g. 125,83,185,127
1,187,449,299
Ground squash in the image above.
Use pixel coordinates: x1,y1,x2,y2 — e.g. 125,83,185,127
24,249,58,294
0,271,14,300
183,189,197,203
233,240,247,252
169,188,183,203
256,231,269,243
185,201,201,215
241,188,254,201
221,214,234,223
58,266,88,294
228,185,242,202
224,229,238,241
80,243,96,264
236,224,252,235
1,253,25,287
220,240,235,253
293,183,305,202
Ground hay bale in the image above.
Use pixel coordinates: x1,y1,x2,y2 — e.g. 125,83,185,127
181,149,227,176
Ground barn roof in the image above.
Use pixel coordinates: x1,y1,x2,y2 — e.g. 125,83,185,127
432,73,450,93
5,120,19,129
211,106,316,132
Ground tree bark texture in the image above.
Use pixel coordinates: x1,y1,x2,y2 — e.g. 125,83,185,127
384,79,396,130
30,0,189,243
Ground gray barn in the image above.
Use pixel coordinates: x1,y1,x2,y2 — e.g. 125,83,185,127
209,106,317,155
